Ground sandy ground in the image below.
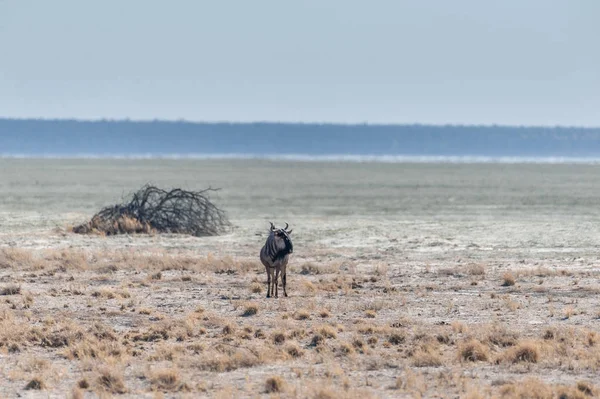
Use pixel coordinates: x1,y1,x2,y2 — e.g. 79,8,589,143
1,159,600,398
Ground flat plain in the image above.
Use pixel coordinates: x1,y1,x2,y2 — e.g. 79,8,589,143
1,159,600,398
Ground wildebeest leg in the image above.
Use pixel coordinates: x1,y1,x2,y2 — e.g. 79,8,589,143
282,271,287,297
266,267,272,298
274,268,280,298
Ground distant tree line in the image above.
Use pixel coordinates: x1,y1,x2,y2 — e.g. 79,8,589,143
1,118,600,157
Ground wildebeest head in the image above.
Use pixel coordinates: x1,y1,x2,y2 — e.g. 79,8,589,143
270,221,293,254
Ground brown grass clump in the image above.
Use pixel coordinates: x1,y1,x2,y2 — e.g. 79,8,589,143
502,341,540,363
250,283,262,294
317,325,337,339
576,381,596,396
96,368,127,394
241,303,258,317
150,368,190,392
338,342,355,355
24,377,46,390
365,309,377,318
294,310,311,320
286,343,303,358
272,331,286,345
319,309,330,318
0,248,35,269
388,332,406,345
498,378,552,398
487,325,519,348
459,339,489,362
411,342,443,367
78,379,90,389
502,272,516,286
265,376,285,393
0,284,21,295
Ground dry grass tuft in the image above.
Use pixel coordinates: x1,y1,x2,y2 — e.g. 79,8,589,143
294,310,311,320
502,272,516,286
250,283,262,294
0,284,21,295
576,381,596,396
272,331,286,345
78,379,90,389
241,303,258,317
498,378,552,398
502,341,540,363
411,346,443,367
339,341,355,355
319,309,330,318
24,377,46,390
96,368,127,394
265,376,285,393
487,325,519,348
150,368,190,392
388,332,406,345
286,343,303,358
365,309,377,318
459,339,489,362
317,325,337,339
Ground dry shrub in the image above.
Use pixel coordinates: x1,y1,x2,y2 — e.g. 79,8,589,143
24,377,46,390
502,341,540,363
265,376,285,393
96,368,127,394
150,368,190,392
73,185,229,237
459,339,489,362
319,309,330,318
365,309,377,319
502,272,516,286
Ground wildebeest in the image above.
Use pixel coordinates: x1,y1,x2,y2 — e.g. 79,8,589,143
260,222,293,298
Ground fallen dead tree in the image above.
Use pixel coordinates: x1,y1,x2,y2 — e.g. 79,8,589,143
73,185,230,237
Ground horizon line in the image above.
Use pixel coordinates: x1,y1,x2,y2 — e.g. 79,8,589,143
0,116,598,130
4,153,600,165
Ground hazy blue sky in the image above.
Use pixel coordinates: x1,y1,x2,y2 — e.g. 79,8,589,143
1,1,598,126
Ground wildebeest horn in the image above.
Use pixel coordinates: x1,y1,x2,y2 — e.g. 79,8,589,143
284,222,289,230
269,221,275,231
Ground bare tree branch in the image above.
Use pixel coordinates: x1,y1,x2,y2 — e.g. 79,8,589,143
73,184,230,237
